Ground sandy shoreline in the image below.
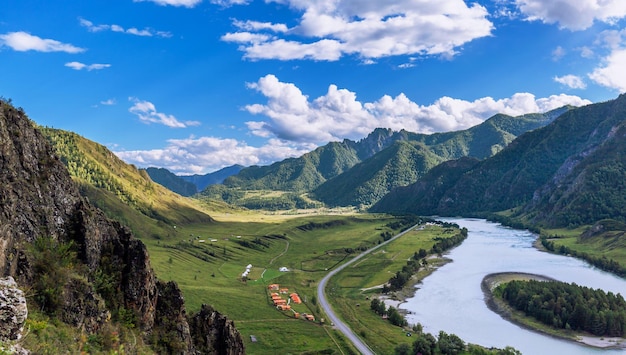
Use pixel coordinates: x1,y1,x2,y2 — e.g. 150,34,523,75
482,272,626,350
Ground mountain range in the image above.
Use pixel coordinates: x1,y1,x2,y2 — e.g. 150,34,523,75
145,165,244,196
195,107,568,208
372,94,626,229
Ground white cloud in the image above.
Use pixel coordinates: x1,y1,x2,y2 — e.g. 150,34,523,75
552,46,565,61
128,98,201,128
554,74,586,89
101,99,117,105
579,46,594,58
245,75,593,142
65,61,111,71
223,0,493,61
79,18,172,38
0,31,84,53
133,0,202,7
233,20,288,33
515,0,626,30
211,0,250,6
114,137,311,174
589,48,626,92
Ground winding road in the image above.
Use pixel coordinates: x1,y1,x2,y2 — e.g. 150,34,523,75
316,224,420,355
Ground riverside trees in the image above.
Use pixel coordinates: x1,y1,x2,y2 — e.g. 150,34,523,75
498,279,626,337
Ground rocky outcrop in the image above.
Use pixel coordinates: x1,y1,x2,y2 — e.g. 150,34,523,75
189,304,245,355
0,100,245,353
0,276,27,341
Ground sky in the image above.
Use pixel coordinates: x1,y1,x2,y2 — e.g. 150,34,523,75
1,0,625,175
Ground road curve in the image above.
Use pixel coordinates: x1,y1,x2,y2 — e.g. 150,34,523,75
316,224,419,355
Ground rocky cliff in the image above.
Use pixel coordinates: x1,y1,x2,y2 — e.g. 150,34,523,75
0,100,244,354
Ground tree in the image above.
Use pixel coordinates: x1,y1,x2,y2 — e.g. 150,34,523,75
394,343,411,355
413,333,437,355
437,331,465,355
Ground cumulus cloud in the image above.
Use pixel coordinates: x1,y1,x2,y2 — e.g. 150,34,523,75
133,0,202,7
554,74,586,89
0,31,84,53
245,75,593,143
79,18,172,38
589,48,626,92
222,0,493,60
65,61,111,71
114,137,311,174
128,98,201,128
515,0,626,30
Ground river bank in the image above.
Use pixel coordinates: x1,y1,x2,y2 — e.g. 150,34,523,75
379,256,452,311
482,272,626,350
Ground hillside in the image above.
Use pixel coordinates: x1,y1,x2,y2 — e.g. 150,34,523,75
372,94,626,229
0,100,244,354
313,141,446,206
41,128,214,239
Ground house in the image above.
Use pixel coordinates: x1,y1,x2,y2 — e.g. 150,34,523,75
290,293,302,304
277,305,291,311
273,299,287,306
279,288,289,294
268,284,280,291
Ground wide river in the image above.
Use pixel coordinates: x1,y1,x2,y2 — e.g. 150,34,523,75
400,218,626,355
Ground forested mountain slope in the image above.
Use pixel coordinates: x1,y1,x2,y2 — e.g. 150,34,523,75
373,94,626,229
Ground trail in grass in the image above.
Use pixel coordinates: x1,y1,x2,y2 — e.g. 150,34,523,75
268,240,290,265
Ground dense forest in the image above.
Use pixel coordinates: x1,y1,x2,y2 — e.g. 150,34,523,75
497,280,626,337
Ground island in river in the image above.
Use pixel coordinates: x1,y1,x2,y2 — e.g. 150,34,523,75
482,272,626,350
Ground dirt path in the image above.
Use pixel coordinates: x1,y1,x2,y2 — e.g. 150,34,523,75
269,240,289,265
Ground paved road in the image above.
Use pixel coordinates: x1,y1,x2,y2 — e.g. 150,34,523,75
316,224,419,355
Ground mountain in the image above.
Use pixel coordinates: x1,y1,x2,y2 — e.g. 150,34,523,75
0,100,244,353
41,128,213,239
312,140,446,207
372,94,626,229
180,164,244,191
145,167,198,196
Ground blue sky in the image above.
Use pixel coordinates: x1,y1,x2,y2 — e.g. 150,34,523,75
1,0,625,174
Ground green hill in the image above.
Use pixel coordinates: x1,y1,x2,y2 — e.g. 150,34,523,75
313,141,446,207
41,128,214,239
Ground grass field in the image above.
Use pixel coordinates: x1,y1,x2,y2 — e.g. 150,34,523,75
139,210,415,354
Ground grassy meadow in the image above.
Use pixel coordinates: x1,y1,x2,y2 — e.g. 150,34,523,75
134,208,463,355
139,210,413,354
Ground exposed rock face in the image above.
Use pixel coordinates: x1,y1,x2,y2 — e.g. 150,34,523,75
0,101,245,353
0,276,27,341
189,304,246,355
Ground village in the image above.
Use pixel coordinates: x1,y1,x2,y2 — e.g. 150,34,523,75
267,283,316,322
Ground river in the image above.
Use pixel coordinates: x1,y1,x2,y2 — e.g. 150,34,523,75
399,218,626,354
